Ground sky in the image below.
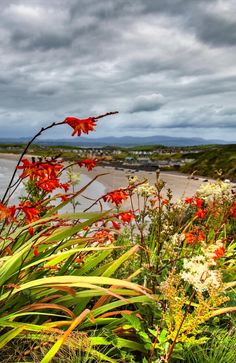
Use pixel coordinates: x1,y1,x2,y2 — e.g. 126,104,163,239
0,0,236,141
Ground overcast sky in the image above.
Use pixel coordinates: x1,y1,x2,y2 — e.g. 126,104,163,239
0,0,236,141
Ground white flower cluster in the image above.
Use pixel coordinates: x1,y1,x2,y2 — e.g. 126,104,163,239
180,255,222,292
135,182,156,197
67,168,81,186
197,181,231,202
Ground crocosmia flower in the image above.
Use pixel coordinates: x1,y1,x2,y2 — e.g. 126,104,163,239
0,203,16,224
102,189,129,207
78,158,97,171
64,117,97,136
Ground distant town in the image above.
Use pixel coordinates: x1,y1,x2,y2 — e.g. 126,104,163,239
0,142,235,181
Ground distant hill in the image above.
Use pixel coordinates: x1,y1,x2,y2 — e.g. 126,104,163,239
0,135,231,147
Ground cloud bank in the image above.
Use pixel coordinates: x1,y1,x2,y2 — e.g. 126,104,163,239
0,0,235,141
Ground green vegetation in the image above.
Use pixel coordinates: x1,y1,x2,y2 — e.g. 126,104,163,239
0,112,235,362
181,144,236,180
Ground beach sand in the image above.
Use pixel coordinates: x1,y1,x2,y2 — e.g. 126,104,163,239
0,153,210,203
78,165,210,202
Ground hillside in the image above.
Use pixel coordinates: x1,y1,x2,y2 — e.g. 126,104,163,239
181,144,236,181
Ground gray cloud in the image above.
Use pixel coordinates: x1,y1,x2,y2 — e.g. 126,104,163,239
0,0,235,141
129,94,166,113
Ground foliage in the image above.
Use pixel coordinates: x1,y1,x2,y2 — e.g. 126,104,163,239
181,144,236,181
0,113,235,362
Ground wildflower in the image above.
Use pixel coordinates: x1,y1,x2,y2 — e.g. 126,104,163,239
17,159,38,179
202,240,225,264
17,159,67,192
102,189,129,207
67,168,81,186
229,201,236,218
180,255,222,292
33,245,39,257
77,158,97,171
92,230,114,244
18,201,41,224
0,203,16,224
197,180,231,202
194,198,204,208
195,208,207,219
185,197,193,204
171,233,185,246
185,228,205,245
111,220,120,230
117,211,135,224
135,182,156,197
64,117,97,137
214,246,225,260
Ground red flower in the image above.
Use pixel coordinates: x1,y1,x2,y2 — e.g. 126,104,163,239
195,208,207,219
185,197,193,204
78,158,97,171
214,246,225,260
17,159,67,193
0,203,16,224
111,220,120,230
102,189,129,207
229,201,236,218
33,245,39,257
64,117,97,137
17,159,38,180
185,228,205,245
92,230,114,243
18,201,41,224
117,211,135,224
194,198,204,208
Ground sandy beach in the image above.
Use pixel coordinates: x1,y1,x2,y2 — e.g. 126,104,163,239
79,165,210,201
0,153,210,203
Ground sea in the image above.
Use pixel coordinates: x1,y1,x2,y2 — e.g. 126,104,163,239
0,158,107,212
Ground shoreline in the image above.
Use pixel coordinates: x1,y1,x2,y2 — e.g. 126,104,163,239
0,153,212,201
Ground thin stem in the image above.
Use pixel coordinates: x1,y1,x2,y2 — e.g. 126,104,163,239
166,291,196,362
1,111,119,206
1,121,65,205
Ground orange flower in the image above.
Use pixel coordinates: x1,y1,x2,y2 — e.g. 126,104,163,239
117,211,135,224
78,158,97,171
214,246,225,260
33,245,39,257
17,159,68,193
194,198,204,208
0,203,16,224
185,228,206,245
92,230,114,243
64,117,97,137
111,220,120,230
102,189,129,207
195,208,207,219
17,159,38,179
185,197,193,204
18,201,41,224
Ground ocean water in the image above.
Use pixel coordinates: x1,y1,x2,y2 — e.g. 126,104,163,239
0,158,107,212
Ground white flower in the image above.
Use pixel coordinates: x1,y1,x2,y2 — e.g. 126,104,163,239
180,255,222,292
197,181,231,202
135,182,156,197
171,233,185,246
